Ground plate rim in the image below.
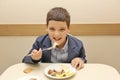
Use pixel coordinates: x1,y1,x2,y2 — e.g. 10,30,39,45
44,64,76,79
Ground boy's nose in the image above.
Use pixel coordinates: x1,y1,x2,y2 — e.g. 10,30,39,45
54,31,60,36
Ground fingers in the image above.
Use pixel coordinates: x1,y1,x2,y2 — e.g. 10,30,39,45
32,49,38,54
71,61,78,68
77,61,84,70
71,61,80,70
32,48,42,55
31,48,42,60
71,58,84,70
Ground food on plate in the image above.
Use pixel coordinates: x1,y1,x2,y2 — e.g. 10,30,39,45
47,65,74,78
48,69,65,76
23,67,34,73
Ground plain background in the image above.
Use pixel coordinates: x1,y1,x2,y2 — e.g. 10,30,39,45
0,0,120,74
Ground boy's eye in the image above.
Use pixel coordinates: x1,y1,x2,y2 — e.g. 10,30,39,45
59,28,65,31
49,27,55,31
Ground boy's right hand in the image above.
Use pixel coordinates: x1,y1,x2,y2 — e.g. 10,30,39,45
30,48,42,60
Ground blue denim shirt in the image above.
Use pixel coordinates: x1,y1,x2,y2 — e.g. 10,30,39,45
22,34,87,63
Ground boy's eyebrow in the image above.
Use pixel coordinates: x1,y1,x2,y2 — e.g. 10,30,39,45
48,25,67,30
48,27,55,29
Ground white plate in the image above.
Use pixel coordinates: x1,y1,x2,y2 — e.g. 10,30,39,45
44,64,76,80
17,76,41,80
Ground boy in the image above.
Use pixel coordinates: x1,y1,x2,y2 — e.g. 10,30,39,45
22,7,87,70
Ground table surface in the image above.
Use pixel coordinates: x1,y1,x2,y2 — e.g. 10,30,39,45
0,63,120,80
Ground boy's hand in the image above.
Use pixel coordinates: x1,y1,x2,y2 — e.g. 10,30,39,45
31,48,42,60
71,57,84,70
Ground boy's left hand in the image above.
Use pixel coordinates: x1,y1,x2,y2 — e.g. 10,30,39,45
71,57,84,70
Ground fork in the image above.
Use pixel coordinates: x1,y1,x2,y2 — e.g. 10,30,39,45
42,42,58,51
42,47,54,51
27,42,58,56
27,46,54,56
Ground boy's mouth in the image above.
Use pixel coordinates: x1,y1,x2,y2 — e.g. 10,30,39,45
53,37,61,41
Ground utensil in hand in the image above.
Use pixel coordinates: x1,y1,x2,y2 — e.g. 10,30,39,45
27,42,58,56
42,42,58,51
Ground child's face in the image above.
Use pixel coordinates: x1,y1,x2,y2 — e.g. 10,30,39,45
46,20,70,48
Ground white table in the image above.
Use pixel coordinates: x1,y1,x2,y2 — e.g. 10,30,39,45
0,63,120,80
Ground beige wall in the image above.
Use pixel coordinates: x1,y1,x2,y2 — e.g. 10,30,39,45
0,36,120,74
0,0,120,75
0,0,120,24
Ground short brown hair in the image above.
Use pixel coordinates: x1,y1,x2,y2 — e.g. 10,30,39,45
46,7,70,27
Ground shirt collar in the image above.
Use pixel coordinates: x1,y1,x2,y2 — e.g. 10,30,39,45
62,37,68,51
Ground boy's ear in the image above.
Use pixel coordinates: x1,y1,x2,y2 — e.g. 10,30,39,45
67,26,70,33
45,26,48,32
67,29,70,33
